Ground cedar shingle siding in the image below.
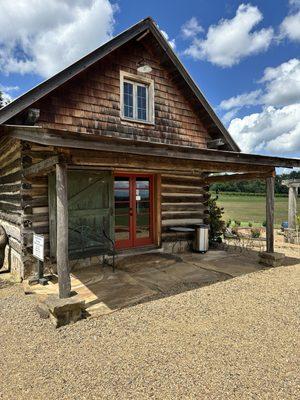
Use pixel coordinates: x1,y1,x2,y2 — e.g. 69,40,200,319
31,39,210,148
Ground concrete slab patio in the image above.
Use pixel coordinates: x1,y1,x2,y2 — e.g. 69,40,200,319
24,249,273,319
183,250,264,277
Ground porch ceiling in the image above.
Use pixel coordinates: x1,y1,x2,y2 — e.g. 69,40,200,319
2,125,300,174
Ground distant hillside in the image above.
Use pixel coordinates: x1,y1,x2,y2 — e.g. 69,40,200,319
210,170,300,195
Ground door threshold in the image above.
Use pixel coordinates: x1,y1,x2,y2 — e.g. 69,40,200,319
116,245,161,257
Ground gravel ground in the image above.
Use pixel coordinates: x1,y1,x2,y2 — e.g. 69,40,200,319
0,264,299,400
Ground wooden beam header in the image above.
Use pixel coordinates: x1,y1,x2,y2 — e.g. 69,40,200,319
207,138,225,149
23,154,67,178
282,179,300,188
3,125,300,171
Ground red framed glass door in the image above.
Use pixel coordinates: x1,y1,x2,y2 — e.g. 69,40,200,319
114,174,154,249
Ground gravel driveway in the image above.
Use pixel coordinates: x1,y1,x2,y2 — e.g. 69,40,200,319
0,264,299,399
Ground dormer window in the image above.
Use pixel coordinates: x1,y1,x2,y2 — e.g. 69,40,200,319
120,71,154,124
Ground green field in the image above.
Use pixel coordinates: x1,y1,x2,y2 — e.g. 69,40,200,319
216,194,297,228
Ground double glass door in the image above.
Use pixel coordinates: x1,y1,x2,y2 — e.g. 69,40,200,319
114,174,153,249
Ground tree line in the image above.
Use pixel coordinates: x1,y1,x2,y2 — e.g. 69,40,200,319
211,170,300,195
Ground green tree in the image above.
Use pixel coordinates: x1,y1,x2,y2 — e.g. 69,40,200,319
0,91,10,108
211,170,300,195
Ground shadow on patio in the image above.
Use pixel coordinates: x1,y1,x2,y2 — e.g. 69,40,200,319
24,249,300,318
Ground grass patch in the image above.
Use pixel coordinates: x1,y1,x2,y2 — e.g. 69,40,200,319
215,193,297,228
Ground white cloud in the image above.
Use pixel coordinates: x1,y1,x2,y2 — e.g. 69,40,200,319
0,0,116,78
260,59,300,107
228,104,300,155
161,30,176,49
222,109,241,124
184,4,273,67
181,17,204,39
219,89,262,124
220,58,300,113
220,59,300,156
289,0,300,9
280,0,300,42
0,84,19,93
280,11,300,42
219,90,262,111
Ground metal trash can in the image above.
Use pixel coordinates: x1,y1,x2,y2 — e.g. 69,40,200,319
194,224,209,253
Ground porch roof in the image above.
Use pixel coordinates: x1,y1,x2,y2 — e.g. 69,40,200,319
2,124,300,174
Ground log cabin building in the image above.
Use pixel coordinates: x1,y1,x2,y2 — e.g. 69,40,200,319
0,17,299,297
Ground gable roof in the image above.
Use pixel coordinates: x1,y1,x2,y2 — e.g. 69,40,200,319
0,17,240,152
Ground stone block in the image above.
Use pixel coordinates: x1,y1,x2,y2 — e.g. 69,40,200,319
41,295,85,328
259,252,285,267
36,304,50,319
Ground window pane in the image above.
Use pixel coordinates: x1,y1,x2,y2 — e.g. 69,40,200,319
115,203,130,215
123,82,133,118
136,210,150,239
114,177,129,189
115,215,130,241
136,189,149,201
136,226,150,239
136,178,149,189
137,85,147,121
136,201,149,214
114,176,130,242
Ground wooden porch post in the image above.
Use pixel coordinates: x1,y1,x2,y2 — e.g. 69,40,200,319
56,163,71,298
266,175,275,253
288,186,298,230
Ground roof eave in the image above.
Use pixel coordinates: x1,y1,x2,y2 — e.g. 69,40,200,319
2,125,299,169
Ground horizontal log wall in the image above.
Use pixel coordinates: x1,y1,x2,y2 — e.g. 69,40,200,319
161,174,209,242
21,142,55,262
0,137,23,274
16,143,211,276
28,37,211,149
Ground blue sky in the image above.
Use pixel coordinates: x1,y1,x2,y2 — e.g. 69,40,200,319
0,0,299,159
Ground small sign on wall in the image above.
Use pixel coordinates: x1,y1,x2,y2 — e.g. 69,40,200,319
33,233,45,262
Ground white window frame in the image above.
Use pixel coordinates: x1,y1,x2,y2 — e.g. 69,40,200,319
120,71,154,125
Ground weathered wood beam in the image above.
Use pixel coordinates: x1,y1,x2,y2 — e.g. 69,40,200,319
266,176,275,253
56,163,71,299
282,179,300,188
70,153,268,173
136,29,150,41
205,171,274,184
24,108,40,125
207,138,225,149
5,126,300,169
23,155,65,178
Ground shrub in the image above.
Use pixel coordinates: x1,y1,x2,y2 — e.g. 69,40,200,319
262,220,267,227
251,228,261,238
248,221,253,227
226,219,232,228
296,214,300,229
207,196,226,244
234,220,241,227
